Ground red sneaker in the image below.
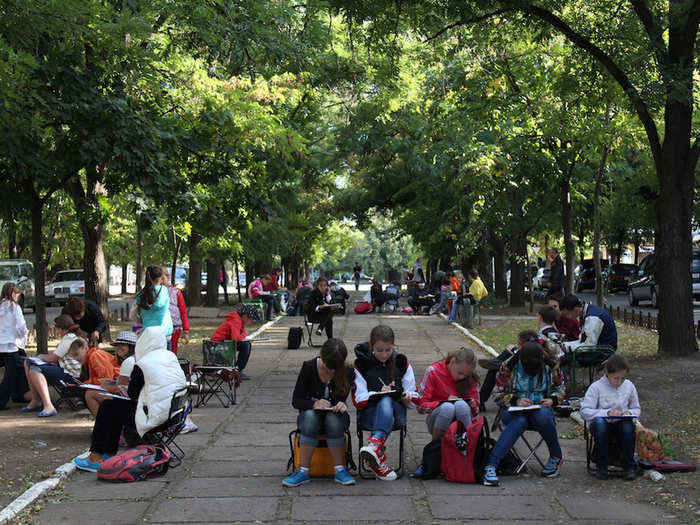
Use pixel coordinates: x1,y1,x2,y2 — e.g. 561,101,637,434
371,454,397,481
360,437,384,467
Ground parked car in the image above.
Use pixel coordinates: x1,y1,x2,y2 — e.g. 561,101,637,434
531,267,551,291
575,259,609,292
0,259,35,311
629,251,700,307
607,263,638,293
45,269,85,306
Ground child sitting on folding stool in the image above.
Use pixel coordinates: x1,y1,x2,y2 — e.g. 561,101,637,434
283,338,355,487
580,355,640,481
482,342,565,487
353,325,418,480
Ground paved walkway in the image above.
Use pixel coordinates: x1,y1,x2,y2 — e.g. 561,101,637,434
32,312,671,524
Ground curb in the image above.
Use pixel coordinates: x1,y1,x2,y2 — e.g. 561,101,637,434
439,313,500,357
0,315,284,524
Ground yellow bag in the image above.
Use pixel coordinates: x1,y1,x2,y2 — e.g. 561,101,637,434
292,433,348,477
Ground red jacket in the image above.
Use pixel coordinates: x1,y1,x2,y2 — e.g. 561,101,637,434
417,359,479,415
211,311,247,342
84,347,119,386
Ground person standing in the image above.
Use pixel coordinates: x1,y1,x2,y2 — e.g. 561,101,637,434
547,248,565,300
352,262,362,291
161,267,190,355
408,258,425,283
0,283,27,409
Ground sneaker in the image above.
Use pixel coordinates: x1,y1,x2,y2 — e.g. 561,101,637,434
371,456,397,481
282,469,311,487
316,328,323,336
360,437,384,468
412,464,424,478
622,469,637,481
74,456,102,473
239,372,251,381
595,467,609,480
541,457,562,478
478,358,501,371
455,431,469,455
334,468,356,485
483,464,499,486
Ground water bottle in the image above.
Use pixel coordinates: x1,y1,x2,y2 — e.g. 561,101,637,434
644,469,664,481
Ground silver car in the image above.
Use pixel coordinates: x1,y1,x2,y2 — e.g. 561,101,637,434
0,259,35,311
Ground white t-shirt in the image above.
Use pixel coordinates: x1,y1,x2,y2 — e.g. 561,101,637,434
119,355,135,379
54,333,82,378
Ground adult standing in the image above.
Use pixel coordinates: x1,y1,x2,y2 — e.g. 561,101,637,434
161,266,190,355
547,248,565,300
352,262,362,291
0,283,27,409
62,296,107,347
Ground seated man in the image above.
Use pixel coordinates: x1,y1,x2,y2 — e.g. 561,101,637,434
210,305,261,380
560,294,617,351
408,282,434,313
329,281,350,315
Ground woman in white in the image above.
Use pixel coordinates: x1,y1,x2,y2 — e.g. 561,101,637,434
0,283,27,409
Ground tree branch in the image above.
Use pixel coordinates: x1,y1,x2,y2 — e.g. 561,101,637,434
423,8,513,43
628,0,669,71
518,3,662,168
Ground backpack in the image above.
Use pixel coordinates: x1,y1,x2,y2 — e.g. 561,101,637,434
354,301,372,314
286,300,299,316
416,438,442,480
440,416,490,484
97,445,170,482
287,327,303,349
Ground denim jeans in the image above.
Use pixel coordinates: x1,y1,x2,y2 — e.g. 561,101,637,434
359,396,407,440
448,297,460,320
235,340,252,371
297,409,349,447
433,291,451,313
426,399,472,434
259,295,278,320
487,407,562,467
590,417,636,470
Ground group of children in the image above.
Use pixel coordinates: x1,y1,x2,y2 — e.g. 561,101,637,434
284,320,641,487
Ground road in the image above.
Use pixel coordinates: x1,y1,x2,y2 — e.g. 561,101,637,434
577,290,700,324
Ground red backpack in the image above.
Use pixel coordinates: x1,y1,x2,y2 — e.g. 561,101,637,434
440,416,490,483
354,301,372,314
97,445,170,482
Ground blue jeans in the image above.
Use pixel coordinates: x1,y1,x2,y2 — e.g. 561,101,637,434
590,417,636,470
235,340,252,371
448,297,460,320
487,407,562,467
259,295,278,320
297,409,349,447
359,396,407,440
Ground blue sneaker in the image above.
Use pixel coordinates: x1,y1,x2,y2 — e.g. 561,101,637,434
482,464,499,486
74,456,101,473
541,457,562,478
282,469,311,487
413,464,424,478
334,468,356,485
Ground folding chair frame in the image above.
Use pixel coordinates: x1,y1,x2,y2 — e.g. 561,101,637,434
287,428,357,474
53,381,84,411
491,406,546,474
304,311,322,348
143,387,191,468
194,341,238,408
583,419,626,477
356,419,407,479
563,344,616,397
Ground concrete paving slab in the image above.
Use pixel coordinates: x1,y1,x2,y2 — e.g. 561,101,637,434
35,500,150,525
291,495,416,521
202,445,290,461
189,459,285,478
148,496,280,522
427,494,558,520
62,477,168,500
168,477,287,497
556,494,672,521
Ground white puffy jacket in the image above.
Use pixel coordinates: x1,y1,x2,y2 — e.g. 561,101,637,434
134,326,186,436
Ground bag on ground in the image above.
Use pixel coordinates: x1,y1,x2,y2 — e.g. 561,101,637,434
287,327,303,349
97,445,170,482
440,416,490,483
354,301,372,314
401,306,414,314
416,438,442,479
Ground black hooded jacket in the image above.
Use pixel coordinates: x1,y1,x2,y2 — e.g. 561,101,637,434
353,342,408,405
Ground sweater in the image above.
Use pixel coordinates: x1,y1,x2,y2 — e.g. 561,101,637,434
469,277,488,302
138,285,173,337
0,300,27,351
210,311,247,342
351,342,418,409
291,357,353,411
417,359,479,415
83,347,120,386
580,375,641,420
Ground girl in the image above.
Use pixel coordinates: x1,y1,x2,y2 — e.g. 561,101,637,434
84,331,137,416
210,304,261,380
161,266,190,355
135,266,173,339
307,277,335,339
0,283,27,410
580,355,640,480
23,315,85,417
68,338,120,391
482,342,565,487
418,348,480,441
283,338,355,487
353,325,418,481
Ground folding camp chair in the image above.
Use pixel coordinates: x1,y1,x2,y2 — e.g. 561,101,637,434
356,417,407,479
143,387,191,468
563,344,616,396
54,380,85,410
193,340,238,407
491,405,546,474
583,419,626,477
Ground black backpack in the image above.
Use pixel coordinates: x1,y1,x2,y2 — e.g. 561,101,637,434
416,438,442,479
287,327,303,349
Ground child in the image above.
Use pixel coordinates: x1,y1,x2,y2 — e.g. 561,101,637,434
283,338,355,487
210,305,261,380
162,266,190,355
84,331,137,416
136,266,173,339
580,355,640,480
482,342,565,487
537,306,565,360
353,325,418,480
68,338,120,401
0,283,27,410
417,348,480,441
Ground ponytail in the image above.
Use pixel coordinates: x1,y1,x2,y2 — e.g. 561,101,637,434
139,265,163,310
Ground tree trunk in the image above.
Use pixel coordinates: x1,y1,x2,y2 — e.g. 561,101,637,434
477,229,492,292
205,258,219,307
561,166,575,294
593,144,611,307
492,237,507,300
633,238,640,265
577,224,586,265
526,247,534,313
30,200,48,354
509,235,526,308
235,259,243,303
121,263,127,295
170,226,181,290
221,262,229,305
187,233,202,306
135,215,143,293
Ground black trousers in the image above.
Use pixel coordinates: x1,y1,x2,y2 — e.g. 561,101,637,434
308,309,333,338
91,399,138,455
0,351,19,408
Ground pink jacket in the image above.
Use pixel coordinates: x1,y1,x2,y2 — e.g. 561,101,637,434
417,359,479,415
